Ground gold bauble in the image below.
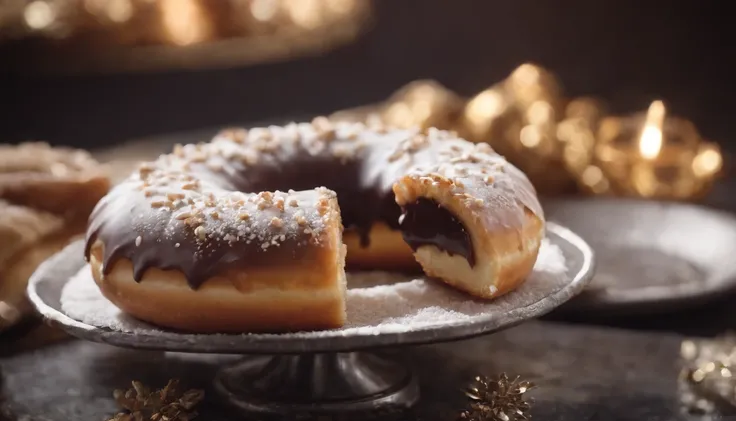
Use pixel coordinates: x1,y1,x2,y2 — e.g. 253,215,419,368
460,64,574,195
380,80,465,132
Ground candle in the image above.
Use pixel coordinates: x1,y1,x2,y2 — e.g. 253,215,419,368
562,100,723,199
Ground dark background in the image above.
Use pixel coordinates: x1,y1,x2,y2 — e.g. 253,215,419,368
1,0,736,152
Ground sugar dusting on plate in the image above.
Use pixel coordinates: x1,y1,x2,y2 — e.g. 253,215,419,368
60,238,567,337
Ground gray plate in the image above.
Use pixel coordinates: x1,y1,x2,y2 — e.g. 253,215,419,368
545,198,736,315
27,222,594,354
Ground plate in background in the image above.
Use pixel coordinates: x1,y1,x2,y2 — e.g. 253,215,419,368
545,197,736,316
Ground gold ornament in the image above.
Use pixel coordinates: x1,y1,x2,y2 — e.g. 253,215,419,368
330,64,723,200
559,99,723,199
458,374,535,421
461,63,574,195
556,97,610,194
679,335,736,417
380,79,466,132
504,63,565,115
107,379,204,421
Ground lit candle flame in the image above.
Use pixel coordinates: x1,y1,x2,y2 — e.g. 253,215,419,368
638,100,666,160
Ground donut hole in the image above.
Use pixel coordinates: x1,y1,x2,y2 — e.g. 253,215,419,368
227,158,410,269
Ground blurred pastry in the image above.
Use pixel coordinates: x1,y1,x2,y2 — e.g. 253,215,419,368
0,142,110,332
0,142,110,221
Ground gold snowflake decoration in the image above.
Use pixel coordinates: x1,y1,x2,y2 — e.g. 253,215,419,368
107,379,204,421
458,373,535,421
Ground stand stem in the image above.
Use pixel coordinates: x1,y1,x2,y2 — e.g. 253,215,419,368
214,351,419,414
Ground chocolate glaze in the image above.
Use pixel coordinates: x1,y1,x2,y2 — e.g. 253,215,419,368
85,122,543,289
85,188,330,289
234,154,400,247
399,198,475,266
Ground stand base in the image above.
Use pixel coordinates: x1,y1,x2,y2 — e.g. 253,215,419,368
214,352,419,415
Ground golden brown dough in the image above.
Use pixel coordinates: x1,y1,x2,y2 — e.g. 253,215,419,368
88,191,347,333
344,223,417,270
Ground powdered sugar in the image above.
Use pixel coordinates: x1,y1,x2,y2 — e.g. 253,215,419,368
60,239,567,337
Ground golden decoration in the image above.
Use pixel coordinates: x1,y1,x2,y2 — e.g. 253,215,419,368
381,80,466,132
679,335,736,417
461,63,573,194
107,379,204,421
331,63,724,200
0,0,372,73
560,100,723,199
458,374,536,421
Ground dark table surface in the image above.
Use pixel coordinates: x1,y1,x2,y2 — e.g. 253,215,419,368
0,322,694,421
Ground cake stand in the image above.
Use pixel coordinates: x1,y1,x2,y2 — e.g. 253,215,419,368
27,222,594,415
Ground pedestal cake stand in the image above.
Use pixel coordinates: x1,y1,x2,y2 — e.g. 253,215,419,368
27,222,594,415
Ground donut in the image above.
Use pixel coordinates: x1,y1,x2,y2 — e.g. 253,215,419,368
85,118,544,333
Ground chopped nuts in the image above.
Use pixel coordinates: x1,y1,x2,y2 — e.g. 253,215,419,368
175,211,192,220
138,163,155,177
311,116,332,131
173,144,184,157
207,161,223,172
270,217,284,228
224,128,247,143
194,225,206,241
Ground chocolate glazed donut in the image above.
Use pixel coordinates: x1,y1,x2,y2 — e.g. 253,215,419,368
85,118,544,333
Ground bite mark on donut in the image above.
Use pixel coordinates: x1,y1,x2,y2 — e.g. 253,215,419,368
398,197,475,266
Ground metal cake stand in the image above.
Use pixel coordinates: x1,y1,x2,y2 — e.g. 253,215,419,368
27,222,594,415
